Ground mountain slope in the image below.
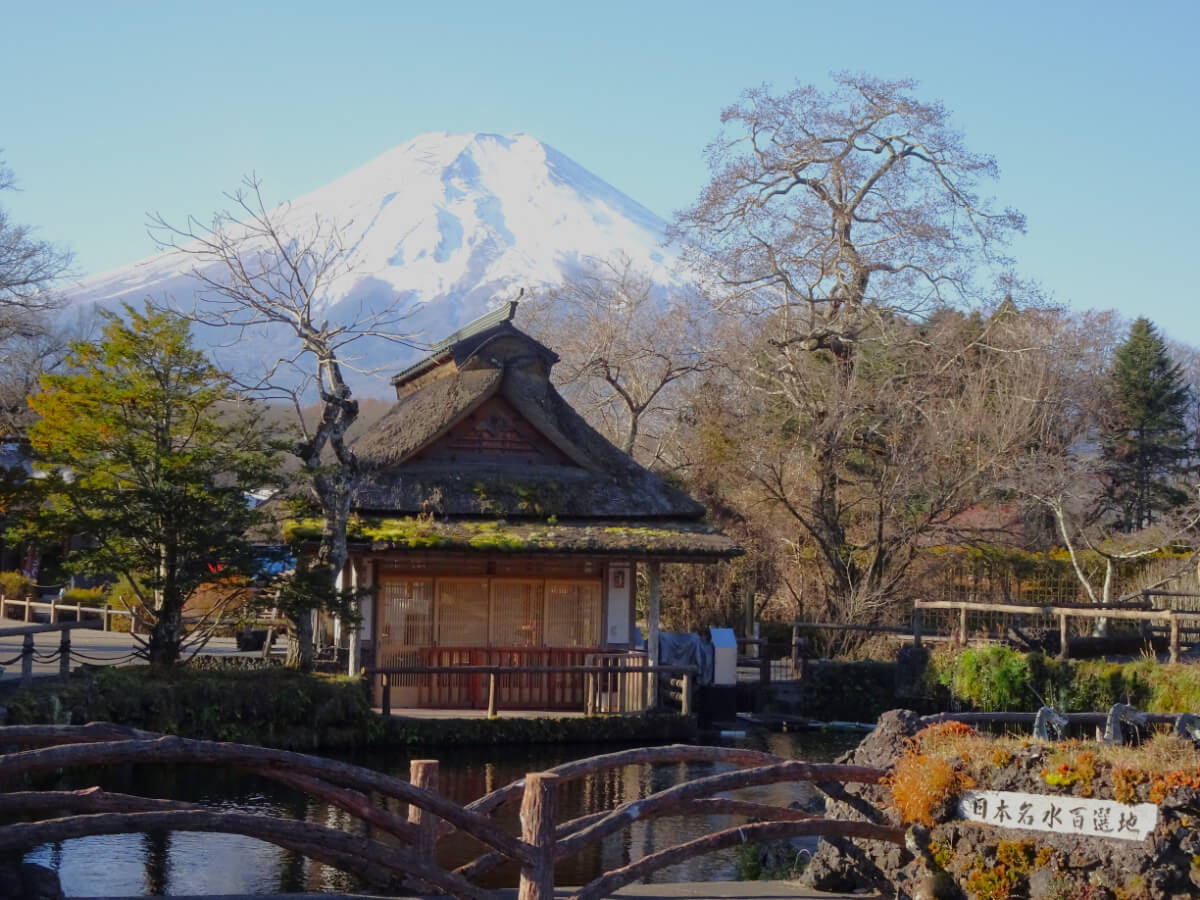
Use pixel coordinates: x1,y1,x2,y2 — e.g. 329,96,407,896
67,132,685,395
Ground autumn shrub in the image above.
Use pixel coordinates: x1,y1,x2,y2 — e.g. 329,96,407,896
886,721,978,825
63,587,109,608
0,570,34,600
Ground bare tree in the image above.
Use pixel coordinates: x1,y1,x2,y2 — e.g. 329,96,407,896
150,176,417,670
675,75,1024,356
672,74,1034,622
519,256,714,463
0,157,72,315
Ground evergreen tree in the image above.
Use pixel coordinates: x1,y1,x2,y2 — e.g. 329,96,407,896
1101,317,1192,531
22,304,282,665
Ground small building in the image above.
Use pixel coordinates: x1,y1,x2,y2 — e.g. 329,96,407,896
338,302,740,709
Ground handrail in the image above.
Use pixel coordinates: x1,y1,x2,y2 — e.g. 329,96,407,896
0,724,905,900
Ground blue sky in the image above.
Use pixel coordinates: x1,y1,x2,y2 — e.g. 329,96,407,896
4,0,1198,345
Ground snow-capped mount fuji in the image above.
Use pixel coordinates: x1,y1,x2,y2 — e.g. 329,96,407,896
67,131,687,395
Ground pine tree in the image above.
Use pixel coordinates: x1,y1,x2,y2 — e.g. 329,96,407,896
23,304,283,665
1101,317,1192,531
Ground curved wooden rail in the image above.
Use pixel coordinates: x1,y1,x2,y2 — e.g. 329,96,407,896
0,731,529,864
554,760,885,859
571,818,905,900
463,742,792,818
0,723,902,900
0,809,493,900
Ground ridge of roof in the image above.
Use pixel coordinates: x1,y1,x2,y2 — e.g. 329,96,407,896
391,300,559,389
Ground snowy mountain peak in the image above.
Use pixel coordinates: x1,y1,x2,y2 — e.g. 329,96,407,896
67,131,685,395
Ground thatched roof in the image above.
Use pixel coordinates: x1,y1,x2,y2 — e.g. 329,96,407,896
354,313,708,521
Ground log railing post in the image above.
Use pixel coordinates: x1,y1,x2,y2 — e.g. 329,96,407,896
959,604,968,645
912,604,922,649
1059,613,1069,660
59,629,71,679
24,597,33,623
407,759,439,864
518,771,559,900
682,671,693,716
584,672,595,716
791,625,801,673
380,674,391,717
21,633,34,687
1170,613,1180,665
488,673,498,718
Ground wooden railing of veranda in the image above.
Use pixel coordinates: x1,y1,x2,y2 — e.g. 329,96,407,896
0,724,903,900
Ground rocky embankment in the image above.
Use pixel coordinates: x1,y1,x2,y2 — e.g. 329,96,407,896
804,709,1200,900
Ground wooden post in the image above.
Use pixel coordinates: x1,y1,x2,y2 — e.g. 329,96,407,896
23,597,32,623
407,759,439,864
1170,613,1180,665
381,674,391,717
102,607,109,632
488,673,498,718
682,671,693,716
518,772,559,900
59,630,71,679
584,672,595,716
1059,613,1069,660
49,594,58,624
791,625,801,673
647,561,661,709
912,604,922,649
959,604,968,646
21,633,34,688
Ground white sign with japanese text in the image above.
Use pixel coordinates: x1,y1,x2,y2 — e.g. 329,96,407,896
957,790,1156,841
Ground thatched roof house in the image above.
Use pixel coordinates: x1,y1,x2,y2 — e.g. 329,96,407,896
336,302,739,709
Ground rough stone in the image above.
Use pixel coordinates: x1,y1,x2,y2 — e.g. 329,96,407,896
801,708,1200,899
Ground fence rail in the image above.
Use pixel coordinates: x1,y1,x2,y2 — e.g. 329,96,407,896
1,594,133,632
0,726,901,900
366,663,698,717
913,598,1200,662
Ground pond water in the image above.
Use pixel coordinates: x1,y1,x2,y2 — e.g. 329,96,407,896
18,730,863,896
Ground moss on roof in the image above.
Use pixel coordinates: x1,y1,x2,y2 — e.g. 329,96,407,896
283,516,742,560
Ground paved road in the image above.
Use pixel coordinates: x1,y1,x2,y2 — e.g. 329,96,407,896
0,616,252,681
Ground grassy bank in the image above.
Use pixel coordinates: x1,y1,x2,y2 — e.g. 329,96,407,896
925,645,1200,712
0,664,696,749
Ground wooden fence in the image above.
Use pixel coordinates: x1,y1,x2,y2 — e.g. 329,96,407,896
1,594,133,632
0,724,902,900
912,599,1200,662
367,662,698,717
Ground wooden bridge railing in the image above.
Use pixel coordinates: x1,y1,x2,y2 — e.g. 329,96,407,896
366,663,699,717
0,724,903,900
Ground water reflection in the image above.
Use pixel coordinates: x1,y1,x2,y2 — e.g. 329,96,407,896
17,730,860,896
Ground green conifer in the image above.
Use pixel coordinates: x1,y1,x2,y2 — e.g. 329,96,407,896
1101,317,1192,531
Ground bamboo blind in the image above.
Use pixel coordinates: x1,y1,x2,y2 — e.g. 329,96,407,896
490,580,545,647
437,579,490,646
545,581,602,648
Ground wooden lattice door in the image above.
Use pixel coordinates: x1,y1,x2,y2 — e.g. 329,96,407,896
376,578,433,708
